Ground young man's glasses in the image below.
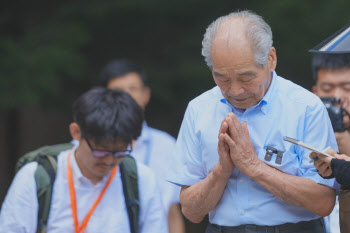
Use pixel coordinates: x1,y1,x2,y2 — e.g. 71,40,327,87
85,138,132,158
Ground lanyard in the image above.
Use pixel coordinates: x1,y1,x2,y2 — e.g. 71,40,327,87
67,152,117,233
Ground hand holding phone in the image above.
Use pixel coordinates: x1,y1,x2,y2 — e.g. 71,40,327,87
283,136,334,163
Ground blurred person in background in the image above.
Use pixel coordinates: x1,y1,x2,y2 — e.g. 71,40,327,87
100,59,185,233
311,22,350,233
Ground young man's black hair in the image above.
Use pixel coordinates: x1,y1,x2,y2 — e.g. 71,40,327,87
72,87,143,145
99,59,148,86
312,53,350,81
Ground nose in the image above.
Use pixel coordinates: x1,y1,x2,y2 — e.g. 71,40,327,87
334,87,344,100
101,153,115,164
228,83,245,97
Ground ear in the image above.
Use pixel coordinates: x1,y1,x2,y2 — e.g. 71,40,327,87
267,47,277,72
69,123,81,141
142,86,151,108
312,85,317,95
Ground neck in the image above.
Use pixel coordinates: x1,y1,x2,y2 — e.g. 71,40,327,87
74,148,102,185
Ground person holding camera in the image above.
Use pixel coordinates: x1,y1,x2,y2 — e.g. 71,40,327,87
312,53,350,156
311,23,350,233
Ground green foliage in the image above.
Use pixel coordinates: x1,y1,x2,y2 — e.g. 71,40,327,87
0,0,349,111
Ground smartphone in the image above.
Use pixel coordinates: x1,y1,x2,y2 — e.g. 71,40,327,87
283,136,333,163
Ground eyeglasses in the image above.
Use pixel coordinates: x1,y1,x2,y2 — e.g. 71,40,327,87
85,138,132,158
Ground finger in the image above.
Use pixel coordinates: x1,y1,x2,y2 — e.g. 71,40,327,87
324,148,338,156
314,157,326,168
242,121,249,137
218,133,225,152
218,120,228,138
317,154,333,164
226,113,245,142
224,133,236,151
317,162,330,174
309,152,317,159
318,167,332,177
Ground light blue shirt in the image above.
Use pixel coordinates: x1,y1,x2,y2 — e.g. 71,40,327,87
167,72,338,226
132,122,181,213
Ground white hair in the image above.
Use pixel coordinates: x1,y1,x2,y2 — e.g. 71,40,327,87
201,10,273,69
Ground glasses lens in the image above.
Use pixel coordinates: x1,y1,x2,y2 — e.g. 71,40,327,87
92,151,109,158
112,150,130,158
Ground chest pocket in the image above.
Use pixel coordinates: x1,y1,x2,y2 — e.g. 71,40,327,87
257,147,300,176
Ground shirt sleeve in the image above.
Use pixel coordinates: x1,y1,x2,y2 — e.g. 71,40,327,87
166,102,206,186
297,101,338,188
331,159,350,186
0,162,39,233
138,164,168,233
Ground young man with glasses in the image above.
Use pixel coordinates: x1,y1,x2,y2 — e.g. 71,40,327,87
100,59,185,233
0,87,168,233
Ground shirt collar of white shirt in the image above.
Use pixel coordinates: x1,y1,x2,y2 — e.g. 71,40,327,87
136,121,151,144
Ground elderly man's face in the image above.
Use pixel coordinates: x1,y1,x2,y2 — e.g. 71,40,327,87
211,42,276,109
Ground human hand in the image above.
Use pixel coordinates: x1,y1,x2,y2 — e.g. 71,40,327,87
223,112,262,178
309,148,337,177
215,118,235,179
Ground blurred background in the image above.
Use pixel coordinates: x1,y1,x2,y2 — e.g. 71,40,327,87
0,0,349,228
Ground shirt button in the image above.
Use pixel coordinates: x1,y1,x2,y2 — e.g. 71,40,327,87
261,106,266,111
241,210,245,215
244,118,248,122
240,179,244,183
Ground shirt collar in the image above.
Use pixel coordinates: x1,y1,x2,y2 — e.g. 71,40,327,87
69,146,112,186
219,71,278,115
136,121,150,143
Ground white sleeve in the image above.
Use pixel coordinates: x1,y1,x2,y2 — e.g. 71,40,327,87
138,164,169,233
0,162,39,233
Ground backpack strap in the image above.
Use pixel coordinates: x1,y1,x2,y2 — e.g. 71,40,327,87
35,154,58,233
28,143,73,233
120,155,139,233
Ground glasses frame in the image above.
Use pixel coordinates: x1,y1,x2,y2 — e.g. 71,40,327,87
85,138,132,158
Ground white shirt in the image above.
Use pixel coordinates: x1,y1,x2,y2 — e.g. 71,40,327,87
132,122,180,213
0,147,168,233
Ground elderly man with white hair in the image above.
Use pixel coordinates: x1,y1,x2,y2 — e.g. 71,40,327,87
167,10,338,233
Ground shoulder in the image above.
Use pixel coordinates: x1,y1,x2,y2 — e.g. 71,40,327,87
189,86,221,106
276,76,323,110
184,86,222,118
15,161,38,180
147,127,175,143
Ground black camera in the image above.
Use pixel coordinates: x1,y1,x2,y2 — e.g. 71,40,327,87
320,97,346,132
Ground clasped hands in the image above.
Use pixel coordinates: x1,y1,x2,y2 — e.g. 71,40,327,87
217,112,262,178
